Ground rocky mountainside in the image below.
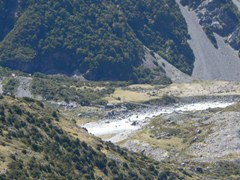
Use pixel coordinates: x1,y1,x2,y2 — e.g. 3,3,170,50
178,0,240,81
181,0,240,50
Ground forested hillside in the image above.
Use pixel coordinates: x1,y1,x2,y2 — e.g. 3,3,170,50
116,0,194,74
0,0,194,82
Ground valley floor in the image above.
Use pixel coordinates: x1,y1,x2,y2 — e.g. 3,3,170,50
1,72,240,178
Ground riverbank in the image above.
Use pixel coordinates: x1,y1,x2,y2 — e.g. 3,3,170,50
82,97,237,143
122,101,240,166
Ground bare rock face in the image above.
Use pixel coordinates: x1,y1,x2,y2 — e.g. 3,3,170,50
188,111,240,162
228,27,240,50
122,140,169,162
181,0,240,51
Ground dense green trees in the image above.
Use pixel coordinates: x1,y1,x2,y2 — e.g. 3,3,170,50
0,0,18,41
0,0,194,81
115,0,194,74
30,74,116,105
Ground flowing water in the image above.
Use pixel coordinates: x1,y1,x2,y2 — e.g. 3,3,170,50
82,101,235,143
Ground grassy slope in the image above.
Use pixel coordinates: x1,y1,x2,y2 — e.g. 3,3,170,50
0,95,190,179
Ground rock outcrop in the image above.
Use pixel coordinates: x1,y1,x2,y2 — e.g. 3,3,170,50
181,0,240,51
177,0,240,81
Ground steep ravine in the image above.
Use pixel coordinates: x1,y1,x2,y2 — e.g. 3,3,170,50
177,0,240,81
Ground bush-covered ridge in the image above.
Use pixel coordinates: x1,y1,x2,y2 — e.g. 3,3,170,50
0,0,194,81
0,96,188,179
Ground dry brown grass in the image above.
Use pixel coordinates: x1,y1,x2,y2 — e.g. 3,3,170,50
105,88,159,103
55,117,99,147
132,129,185,151
105,80,240,104
157,81,240,98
